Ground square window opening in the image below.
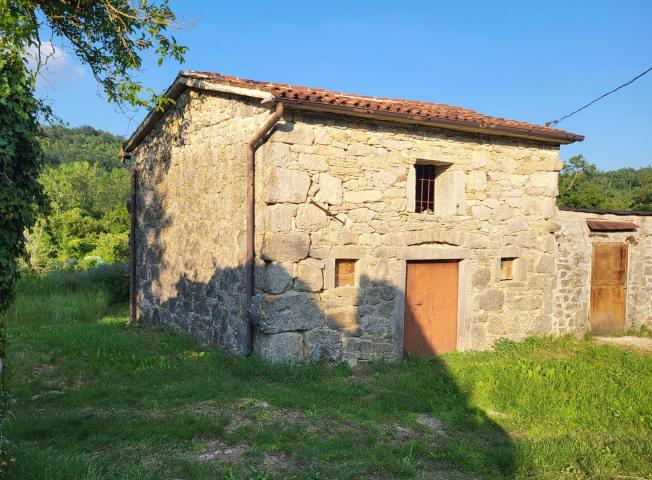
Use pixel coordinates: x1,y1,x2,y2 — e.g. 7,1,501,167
415,164,438,213
335,259,357,287
500,258,516,281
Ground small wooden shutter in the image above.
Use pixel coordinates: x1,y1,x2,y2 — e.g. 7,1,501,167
335,259,356,287
500,258,514,281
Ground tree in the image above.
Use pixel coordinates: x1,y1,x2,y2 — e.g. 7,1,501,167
32,162,131,267
41,125,124,169
0,0,187,470
558,155,607,209
39,161,129,217
558,155,652,211
631,182,652,211
2,0,188,109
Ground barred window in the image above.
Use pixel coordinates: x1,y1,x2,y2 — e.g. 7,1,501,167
415,164,437,213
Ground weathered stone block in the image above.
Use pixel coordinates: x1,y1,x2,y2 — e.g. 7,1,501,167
325,307,361,335
529,171,557,189
467,171,486,192
296,203,328,230
298,154,329,171
315,173,343,205
261,232,310,262
248,292,324,333
360,315,392,338
478,290,504,311
262,167,311,204
304,328,343,362
294,260,324,292
535,253,554,273
343,190,382,203
254,331,305,363
259,262,293,294
272,123,315,146
472,267,491,288
266,204,296,232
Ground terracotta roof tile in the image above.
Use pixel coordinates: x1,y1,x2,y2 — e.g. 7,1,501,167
181,71,583,144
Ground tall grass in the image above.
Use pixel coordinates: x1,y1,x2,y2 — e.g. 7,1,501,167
3,266,127,326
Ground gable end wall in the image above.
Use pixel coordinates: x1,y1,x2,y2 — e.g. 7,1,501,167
130,90,274,354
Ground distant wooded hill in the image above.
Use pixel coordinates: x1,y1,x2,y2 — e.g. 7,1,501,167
40,125,124,169
558,155,652,211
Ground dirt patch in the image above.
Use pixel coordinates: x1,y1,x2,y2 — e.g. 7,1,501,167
262,452,295,470
30,390,65,401
226,398,313,433
198,440,248,462
595,336,652,352
486,409,510,419
32,363,55,376
416,414,447,437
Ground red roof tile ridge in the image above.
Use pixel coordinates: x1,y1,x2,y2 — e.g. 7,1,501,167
180,71,583,142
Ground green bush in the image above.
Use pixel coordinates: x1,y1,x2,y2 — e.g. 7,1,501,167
27,160,131,269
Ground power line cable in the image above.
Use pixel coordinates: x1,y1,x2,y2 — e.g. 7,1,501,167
546,65,652,127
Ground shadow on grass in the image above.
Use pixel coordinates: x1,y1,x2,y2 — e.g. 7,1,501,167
131,259,517,479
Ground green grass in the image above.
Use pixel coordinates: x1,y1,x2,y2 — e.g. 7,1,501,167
2,273,652,479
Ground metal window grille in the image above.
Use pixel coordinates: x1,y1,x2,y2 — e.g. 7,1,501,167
415,164,437,213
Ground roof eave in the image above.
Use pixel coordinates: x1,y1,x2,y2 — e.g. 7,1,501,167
123,75,584,155
122,76,275,157
122,74,187,159
274,98,584,145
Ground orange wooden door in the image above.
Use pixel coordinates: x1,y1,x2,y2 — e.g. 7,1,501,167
591,243,628,335
404,261,458,356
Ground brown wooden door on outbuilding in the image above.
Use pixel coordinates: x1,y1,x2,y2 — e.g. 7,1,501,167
591,243,628,335
403,261,458,356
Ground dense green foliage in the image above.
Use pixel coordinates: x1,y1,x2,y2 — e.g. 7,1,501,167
2,274,651,479
41,125,123,169
559,155,652,211
26,156,130,271
0,42,46,471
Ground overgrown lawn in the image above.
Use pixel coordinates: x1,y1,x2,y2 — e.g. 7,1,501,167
2,273,651,479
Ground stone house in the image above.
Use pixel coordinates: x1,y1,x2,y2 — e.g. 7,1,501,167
122,71,652,364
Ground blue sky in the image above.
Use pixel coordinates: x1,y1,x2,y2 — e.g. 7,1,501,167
36,0,651,170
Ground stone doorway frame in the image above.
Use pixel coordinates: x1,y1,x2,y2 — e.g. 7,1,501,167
394,247,471,357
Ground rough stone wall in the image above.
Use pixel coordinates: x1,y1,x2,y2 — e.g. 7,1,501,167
131,90,585,364
130,90,273,354
248,110,563,364
553,210,652,334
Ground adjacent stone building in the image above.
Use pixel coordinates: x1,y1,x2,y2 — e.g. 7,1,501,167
122,71,652,364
